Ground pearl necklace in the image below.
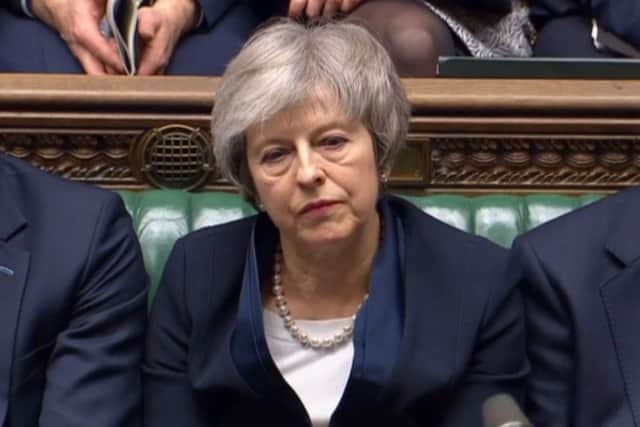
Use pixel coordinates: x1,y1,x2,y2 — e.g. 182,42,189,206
271,246,369,350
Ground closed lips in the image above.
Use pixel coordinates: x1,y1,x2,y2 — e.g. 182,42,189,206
299,200,339,215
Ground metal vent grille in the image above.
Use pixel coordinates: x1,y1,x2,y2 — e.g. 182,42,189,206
132,125,214,190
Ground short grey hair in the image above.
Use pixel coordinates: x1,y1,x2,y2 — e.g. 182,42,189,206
212,18,410,201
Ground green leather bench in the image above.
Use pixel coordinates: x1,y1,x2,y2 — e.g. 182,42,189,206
117,190,603,304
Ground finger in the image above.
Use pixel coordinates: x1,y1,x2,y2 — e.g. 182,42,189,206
137,6,160,41
322,0,340,17
104,37,125,74
136,11,172,75
305,0,324,18
105,63,119,75
72,22,125,73
288,0,307,18
70,43,108,75
136,36,171,75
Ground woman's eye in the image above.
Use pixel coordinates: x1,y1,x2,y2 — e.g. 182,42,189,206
261,148,288,163
320,136,347,148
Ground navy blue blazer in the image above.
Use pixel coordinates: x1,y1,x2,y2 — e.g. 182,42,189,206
144,196,527,427
0,154,148,427
512,187,640,426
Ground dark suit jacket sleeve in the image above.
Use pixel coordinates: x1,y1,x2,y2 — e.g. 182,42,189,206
513,236,573,426
196,0,236,29
144,239,210,427
39,193,148,427
196,0,285,29
439,250,529,426
588,0,640,47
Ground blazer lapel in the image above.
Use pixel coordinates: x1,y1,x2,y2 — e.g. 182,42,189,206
601,198,640,426
0,165,30,426
382,201,462,409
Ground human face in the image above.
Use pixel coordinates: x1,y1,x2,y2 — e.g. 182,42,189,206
246,97,380,248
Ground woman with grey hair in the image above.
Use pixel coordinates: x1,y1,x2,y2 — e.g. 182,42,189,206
144,19,526,427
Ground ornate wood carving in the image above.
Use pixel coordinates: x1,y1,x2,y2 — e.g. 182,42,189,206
1,74,640,193
0,131,138,186
428,135,640,191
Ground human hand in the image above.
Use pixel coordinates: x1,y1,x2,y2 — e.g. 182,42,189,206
136,0,200,75
288,0,366,19
30,0,124,75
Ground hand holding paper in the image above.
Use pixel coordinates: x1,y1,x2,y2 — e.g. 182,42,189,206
30,0,124,74
136,0,201,75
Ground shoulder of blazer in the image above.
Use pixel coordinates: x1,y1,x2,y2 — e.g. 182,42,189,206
387,195,509,305
172,215,258,288
387,195,506,255
0,154,125,239
1,153,119,204
516,187,640,266
176,215,257,254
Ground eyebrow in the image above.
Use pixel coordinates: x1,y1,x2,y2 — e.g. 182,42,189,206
258,120,355,146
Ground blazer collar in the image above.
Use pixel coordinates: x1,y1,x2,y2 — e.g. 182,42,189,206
605,188,640,267
0,158,30,426
600,188,640,424
380,197,464,408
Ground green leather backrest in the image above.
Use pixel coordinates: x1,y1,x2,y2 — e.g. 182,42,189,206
117,190,603,303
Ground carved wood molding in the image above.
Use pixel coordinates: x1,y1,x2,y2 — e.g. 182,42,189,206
1,74,640,193
427,135,640,191
0,131,138,186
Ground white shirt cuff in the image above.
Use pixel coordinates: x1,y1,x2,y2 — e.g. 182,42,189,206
21,0,34,18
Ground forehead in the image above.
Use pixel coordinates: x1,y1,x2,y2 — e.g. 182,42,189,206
247,93,352,142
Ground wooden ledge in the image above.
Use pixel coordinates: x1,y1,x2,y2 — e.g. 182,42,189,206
0,74,639,193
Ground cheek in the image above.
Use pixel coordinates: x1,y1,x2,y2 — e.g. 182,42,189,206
340,161,380,209
254,176,293,216
350,151,380,190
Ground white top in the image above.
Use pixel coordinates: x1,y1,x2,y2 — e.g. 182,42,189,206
263,309,354,427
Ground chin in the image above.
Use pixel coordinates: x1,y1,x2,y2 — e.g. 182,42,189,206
297,226,353,246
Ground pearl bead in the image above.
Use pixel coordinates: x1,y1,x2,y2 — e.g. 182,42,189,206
271,244,367,351
278,305,289,317
299,333,309,345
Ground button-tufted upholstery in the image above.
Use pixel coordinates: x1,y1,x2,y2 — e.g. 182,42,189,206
117,190,603,304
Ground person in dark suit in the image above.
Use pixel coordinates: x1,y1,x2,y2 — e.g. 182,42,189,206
511,187,640,426
144,19,527,427
531,0,640,57
0,153,148,426
0,0,274,75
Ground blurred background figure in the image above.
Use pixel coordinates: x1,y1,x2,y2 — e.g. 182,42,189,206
0,152,148,427
0,0,533,77
531,0,640,58
284,0,532,76
0,0,276,75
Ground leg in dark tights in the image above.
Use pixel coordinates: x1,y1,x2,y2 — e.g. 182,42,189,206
347,0,456,76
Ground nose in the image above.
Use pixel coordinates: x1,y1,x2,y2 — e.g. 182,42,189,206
296,148,325,187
